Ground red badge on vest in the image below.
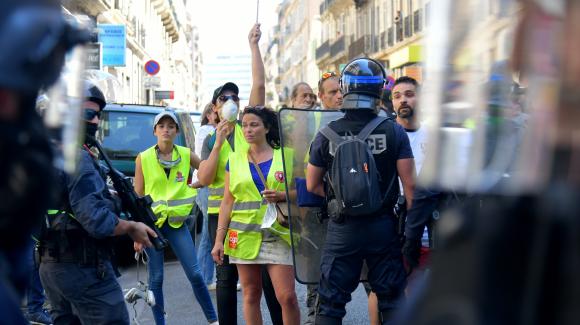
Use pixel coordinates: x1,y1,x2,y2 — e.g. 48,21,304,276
175,171,184,182
275,171,284,183
228,230,238,249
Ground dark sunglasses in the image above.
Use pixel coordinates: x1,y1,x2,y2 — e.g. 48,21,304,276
218,94,240,103
84,108,101,120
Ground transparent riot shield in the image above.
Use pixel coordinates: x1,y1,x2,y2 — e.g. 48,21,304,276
83,69,123,104
278,108,344,284
418,0,563,194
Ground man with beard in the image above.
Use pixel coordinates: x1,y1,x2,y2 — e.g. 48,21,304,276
290,82,316,109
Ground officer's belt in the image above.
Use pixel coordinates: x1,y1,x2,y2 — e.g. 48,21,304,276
39,235,111,265
151,196,196,209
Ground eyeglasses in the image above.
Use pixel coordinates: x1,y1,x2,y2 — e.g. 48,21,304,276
218,94,240,103
318,71,337,88
84,109,101,120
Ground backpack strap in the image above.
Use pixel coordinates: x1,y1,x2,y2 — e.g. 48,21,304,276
357,116,388,141
319,125,344,146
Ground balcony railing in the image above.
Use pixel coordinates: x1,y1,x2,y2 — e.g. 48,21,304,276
348,36,365,58
316,40,330,61
330,36,346,58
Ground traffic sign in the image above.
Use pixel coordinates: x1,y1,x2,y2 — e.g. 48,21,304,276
144,76,161,88
145,60,160,76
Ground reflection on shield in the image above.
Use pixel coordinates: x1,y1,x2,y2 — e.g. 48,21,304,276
278,108,344,284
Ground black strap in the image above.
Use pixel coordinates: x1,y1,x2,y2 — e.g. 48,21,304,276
357,116,388,141
320,116,388,145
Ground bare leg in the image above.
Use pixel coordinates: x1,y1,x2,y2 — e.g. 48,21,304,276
266,264,300,325
237,264,263,325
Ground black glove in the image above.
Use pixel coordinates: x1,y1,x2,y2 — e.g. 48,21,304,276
402,238,422,270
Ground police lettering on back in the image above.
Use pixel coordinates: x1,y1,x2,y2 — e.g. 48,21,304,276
328,133,388,156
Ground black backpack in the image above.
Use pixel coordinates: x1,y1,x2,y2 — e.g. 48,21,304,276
320,116,396,217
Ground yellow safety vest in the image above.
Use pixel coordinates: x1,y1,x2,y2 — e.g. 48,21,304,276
207,124,249,215
224,148,294,260
141,145,197,228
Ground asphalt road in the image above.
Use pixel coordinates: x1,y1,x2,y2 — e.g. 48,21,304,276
118,259,371,325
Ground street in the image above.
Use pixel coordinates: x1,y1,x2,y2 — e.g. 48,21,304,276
118,259,371,324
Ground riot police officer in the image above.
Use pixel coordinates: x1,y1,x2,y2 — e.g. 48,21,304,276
306,58,416,324
37,82,156,324
0,1,90,323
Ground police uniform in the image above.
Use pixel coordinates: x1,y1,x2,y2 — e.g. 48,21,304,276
307,58,414,325
38,150,130,324
309,110,412,322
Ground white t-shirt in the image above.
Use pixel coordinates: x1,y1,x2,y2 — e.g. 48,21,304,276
405,126,428,175
192,124,215,182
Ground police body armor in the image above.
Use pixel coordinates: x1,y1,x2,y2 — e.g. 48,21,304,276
38,208,112,267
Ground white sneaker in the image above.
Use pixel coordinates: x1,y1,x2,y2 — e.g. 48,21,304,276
236,283,242,291
209,321,219,325
207,282,217,290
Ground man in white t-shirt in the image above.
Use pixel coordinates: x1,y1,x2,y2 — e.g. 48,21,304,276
392,76,427,175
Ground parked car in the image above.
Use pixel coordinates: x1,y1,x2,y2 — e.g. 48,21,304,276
97,104,199,265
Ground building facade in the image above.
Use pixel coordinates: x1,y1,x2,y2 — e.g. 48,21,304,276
62,0,200,109
275,0,323,105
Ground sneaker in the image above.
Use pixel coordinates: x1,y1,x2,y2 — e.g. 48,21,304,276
26,310,53,325
236,283,242,291
209,321,219,325
207,282,217,291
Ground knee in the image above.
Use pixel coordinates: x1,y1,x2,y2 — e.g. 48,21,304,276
242,284,263,305
276,289,299,309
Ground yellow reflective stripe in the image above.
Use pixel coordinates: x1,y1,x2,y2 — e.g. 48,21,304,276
47,209,60,215
152,197,196,208
229,221,262,232
168,215,191,223
232,201,262,211
208,201,222,208
208,187,225,196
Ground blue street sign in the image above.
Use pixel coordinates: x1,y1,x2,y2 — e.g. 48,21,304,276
145,60,160,76
98,24,126,67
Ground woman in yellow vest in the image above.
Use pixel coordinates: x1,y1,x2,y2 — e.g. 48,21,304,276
134,111,217,325
212,106,300,324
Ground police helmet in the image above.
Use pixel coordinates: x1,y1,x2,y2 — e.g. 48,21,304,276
340,58,387,99
0,0,90,93
84,81,106,110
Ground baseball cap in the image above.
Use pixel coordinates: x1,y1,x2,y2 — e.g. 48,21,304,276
153,111,179,129
212,82,239,104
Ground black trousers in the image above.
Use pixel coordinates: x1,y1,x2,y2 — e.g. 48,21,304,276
208,213,283,325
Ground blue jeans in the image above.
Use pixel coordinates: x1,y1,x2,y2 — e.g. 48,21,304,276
196,187,214,285
146,222,217,324
40,261,129,324
27,239,46,314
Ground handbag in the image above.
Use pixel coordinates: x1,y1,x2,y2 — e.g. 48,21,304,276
248,152,289,228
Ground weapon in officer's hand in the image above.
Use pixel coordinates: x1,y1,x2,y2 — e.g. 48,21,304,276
86,136,168,251
394,195,407,239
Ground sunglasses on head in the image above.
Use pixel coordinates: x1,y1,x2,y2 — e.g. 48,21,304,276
218,94,240,103
84,109,101,120
319,71,337,88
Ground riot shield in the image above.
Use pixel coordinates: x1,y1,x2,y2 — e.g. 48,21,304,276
278,108,344,284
